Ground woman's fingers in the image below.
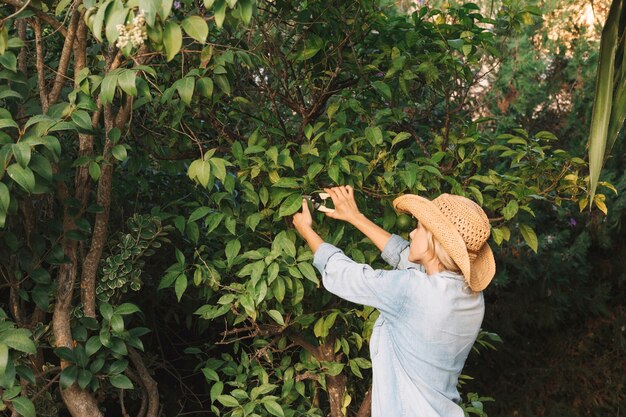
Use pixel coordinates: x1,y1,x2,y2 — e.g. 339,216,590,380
301,198,310,215
337,186,350,198
324,186,348,200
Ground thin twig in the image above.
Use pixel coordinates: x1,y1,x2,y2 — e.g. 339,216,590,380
0,0,30,25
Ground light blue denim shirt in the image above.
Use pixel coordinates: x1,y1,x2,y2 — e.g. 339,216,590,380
312,235,484,417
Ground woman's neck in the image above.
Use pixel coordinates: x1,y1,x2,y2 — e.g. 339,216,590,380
423,258,445,276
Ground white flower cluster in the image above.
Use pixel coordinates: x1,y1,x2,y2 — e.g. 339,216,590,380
116,11,147,49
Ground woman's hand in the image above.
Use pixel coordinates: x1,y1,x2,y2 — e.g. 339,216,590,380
293,198,324,253
293,198,314,235
323,185,362,224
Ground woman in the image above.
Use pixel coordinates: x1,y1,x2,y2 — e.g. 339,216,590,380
292,185,495,417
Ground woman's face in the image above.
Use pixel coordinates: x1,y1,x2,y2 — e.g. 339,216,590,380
408,220,432,263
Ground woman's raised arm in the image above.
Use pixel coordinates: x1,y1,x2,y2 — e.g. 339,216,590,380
323,186,392,252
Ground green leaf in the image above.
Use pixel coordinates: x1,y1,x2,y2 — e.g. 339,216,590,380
214,0,227,28
11,397,35,417
15,365,35,385
202,367,219,382
215,74,231,95
391,131,411,147
176,77,195,105
100,72,119,104
109,338,127,355
210,381,223,403
295,34,323,61
114,303,140,315
587,0,623,200
110,314,124,333
225,239,241,265
217,394,239,407
188,206,211,222
0,182,9,212
2,386,20,400
2,329,35,354
77,369,93,390
491,227,503,245
71,110,93,131
29,154,53,181
0,52,17,72
89,161,101,181
273,231,296,258
182,16,209,43
197,78,214,98
54,347,75,362
42,136,62,160
99,303,114,321
371,81,392,101
263,399,285,417
60,365,78,389
30,285,49,309
188,159,211,187
0,343,8,376
139,0,157,25
109,374,133,389
105,8,129,45
163,21,183,62
12,143,30,168
112,145,127,161
365,126,383,146
117,70,137,96
502,200,519,220
239,293,256,320
447,38,464,49
519,224,538,253
90,358,105,374
0,118,18,130
108,359,128,374
298,262,319,285
238,0,253,25
209,158,227,181
7,164,35,193
175,274,187,301
0,89,22,100
85,336,102,356
267,310,284,326
92,0,112,42
160,0,174,19
278,193,302,217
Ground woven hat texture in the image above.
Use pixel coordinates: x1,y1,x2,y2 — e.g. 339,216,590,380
393,193,495,291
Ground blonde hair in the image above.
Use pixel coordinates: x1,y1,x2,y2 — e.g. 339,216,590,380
425,228,461,274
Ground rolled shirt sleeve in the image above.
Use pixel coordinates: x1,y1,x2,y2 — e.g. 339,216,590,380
381,234,424,272
313,242,410,318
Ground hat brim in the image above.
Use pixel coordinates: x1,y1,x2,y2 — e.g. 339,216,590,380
393,194,495,292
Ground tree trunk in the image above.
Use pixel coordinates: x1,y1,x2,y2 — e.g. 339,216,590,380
128,347,159,417
52,220,103,416
319,336,347,417
356,390,372,417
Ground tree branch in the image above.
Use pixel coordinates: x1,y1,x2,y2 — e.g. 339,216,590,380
356,389,372,417
81,46,142,317
47,7,80,105
32,18,49,113
128,347,159,417
80,103,114,318
0,0,67,37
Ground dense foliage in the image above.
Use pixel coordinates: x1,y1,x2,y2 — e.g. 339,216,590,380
0,0,620,416
459,1,626,415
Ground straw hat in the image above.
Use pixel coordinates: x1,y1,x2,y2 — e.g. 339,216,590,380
393,193,496,292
